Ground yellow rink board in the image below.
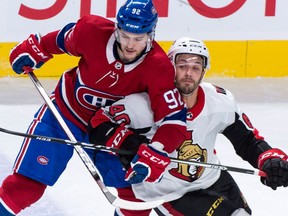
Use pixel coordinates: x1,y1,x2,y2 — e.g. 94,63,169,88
1,40,288,78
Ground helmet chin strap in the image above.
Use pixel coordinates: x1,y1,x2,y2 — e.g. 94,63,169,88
114,28,120,45
144,39,153,53
144,30,155,53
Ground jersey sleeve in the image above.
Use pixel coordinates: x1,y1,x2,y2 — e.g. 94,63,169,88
141,45,187,153
41,16,86,56
219,86,272,168
40,22,78,55
89,91,187,154
40,15,113,56
89,93,156,139
40,21,79,55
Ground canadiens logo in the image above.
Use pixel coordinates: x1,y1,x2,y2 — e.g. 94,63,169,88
169,140,207,182
37,156,49,165
76,86,123,110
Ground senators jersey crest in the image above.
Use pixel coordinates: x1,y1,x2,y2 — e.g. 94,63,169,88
169,131,207,182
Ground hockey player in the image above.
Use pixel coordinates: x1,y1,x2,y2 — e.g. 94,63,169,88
0,1,187,215
88,37,288,215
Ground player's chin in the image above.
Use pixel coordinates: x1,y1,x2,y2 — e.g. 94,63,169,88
123,53,138,62
125,48,138,55
180,85,195,95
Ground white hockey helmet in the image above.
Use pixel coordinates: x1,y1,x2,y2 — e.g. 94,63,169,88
168,37,210,69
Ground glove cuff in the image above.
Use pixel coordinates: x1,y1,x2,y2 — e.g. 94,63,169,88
257,148,288,169
28,34,53,63
138,144,170,168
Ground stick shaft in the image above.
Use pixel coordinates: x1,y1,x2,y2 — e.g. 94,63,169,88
169,158,266,177
26,71,118,205
26,72,166,210
0,124,266,178
0,126,131,155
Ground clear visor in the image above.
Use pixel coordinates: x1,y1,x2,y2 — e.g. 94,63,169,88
175,62,204,73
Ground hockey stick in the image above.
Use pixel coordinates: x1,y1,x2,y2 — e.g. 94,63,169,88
24,69,164,210
0,125,267,178
169,157,267,177
0,126,132,155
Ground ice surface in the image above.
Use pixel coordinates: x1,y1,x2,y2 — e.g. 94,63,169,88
0,77,288,216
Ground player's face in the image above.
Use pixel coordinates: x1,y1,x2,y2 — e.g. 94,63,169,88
174,54,205,95
116,29,150,63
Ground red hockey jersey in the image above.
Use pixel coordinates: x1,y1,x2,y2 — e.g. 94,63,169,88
40,15,186,152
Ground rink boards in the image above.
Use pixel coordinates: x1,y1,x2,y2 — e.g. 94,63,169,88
1,40,288,78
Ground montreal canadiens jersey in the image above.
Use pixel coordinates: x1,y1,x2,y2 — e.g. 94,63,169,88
40,15,186,151
103,82,261,202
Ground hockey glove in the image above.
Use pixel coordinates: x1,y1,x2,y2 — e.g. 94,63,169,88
88,121,149,169
125,144,170,184
10,33,53,74
258,148,288,190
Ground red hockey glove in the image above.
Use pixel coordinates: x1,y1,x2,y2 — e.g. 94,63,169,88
10,34,52,74
125,144,170,184
258,148,288,190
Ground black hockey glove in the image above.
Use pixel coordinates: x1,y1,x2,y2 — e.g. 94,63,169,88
88,121,149,169
258,149,288,190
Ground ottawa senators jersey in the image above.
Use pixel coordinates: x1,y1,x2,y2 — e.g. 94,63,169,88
102,82,270,202
40,15,186,152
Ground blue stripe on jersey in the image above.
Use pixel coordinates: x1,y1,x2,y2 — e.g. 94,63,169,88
56,22,75,53
57,74,88,128
0,202,15,216
163,107,187,123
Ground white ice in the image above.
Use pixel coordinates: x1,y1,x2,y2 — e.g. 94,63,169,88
0,77,288,216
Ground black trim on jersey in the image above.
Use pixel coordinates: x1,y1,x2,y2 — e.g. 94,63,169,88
154,170,251,216
222,113,272,168
213,84,227,95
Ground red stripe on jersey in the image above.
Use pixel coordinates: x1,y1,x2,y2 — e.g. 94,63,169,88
13,105,48,172
187,86,205,121
162,202,185,216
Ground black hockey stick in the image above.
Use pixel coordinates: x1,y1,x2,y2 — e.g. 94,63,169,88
0,126,132,155
169,157,267,177
23,69,164,210
0,125,267,178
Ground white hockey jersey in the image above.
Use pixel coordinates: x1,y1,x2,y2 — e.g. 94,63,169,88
102,82,265,202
